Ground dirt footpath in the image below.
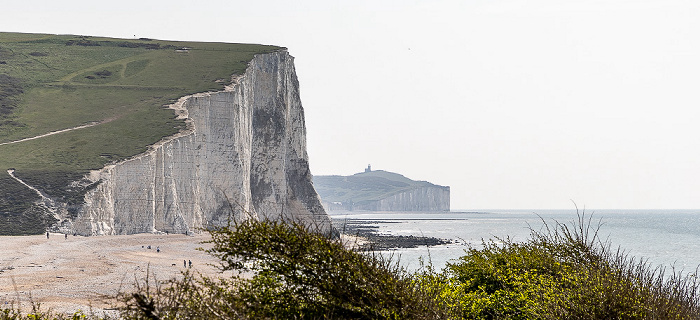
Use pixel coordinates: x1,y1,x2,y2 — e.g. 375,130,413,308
0,232,224,315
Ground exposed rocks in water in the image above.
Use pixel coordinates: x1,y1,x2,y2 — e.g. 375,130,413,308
333,219,452,250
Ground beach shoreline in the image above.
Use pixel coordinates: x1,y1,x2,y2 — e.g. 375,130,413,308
0,232,223,315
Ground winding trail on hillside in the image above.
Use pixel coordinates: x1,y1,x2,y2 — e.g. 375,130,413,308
7,169,61,221
1,117,117,220
0,120,104,147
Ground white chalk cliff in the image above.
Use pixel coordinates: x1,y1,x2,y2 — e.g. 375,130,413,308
71,50,332,235
356,186,450,212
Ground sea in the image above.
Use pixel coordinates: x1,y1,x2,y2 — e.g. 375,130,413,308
328,209,700,273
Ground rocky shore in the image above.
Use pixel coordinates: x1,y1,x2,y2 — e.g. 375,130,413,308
332,219,452,250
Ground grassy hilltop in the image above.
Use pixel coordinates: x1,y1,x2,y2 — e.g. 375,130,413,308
0,32,280,234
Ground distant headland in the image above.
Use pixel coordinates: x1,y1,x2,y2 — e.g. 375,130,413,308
313,165,450,212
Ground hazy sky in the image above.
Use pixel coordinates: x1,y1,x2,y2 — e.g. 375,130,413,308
2,0,700,209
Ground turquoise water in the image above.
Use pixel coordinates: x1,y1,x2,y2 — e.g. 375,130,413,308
329,209,700,272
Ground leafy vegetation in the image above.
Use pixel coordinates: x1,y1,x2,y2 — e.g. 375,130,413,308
421,214,700,319
2,214,700,318
0,306,98,320
0,32,281,234
115,215,700,319
119,219,446,319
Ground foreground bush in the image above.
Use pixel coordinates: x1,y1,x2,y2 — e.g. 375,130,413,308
6,215,700,319
118,216,700,319
119,220,446,319
0,306,97,320
422,214,700,319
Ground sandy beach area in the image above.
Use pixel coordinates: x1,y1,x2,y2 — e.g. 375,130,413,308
0,232,224,315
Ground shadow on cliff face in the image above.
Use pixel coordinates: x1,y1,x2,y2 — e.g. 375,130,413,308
209,200,247,229
286,158,326,213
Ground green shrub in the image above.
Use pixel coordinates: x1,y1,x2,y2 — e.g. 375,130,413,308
432,214,700,319
120,219,447,319
117,215,700,319
0,302,100,320
6,213,700,319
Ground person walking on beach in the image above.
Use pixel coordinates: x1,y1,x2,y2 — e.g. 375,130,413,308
188,260,192,268
46,232,49,239
184,260,187,267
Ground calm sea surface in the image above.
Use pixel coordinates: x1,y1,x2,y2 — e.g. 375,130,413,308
329,209,700,272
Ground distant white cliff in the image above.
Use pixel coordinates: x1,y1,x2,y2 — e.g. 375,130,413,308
71,50,332,235
366,186,450,212
314,169,450,212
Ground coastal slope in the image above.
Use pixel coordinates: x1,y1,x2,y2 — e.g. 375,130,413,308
0,33,331,235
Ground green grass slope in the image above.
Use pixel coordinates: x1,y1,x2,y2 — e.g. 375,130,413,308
0,32,280,234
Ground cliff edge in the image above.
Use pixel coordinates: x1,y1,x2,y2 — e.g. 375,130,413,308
70,50,331,235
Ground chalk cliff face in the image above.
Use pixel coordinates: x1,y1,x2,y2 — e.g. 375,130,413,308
72,50,331,235
360,186,450,212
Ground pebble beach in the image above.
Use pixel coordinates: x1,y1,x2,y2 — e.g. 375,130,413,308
0,232,223,315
